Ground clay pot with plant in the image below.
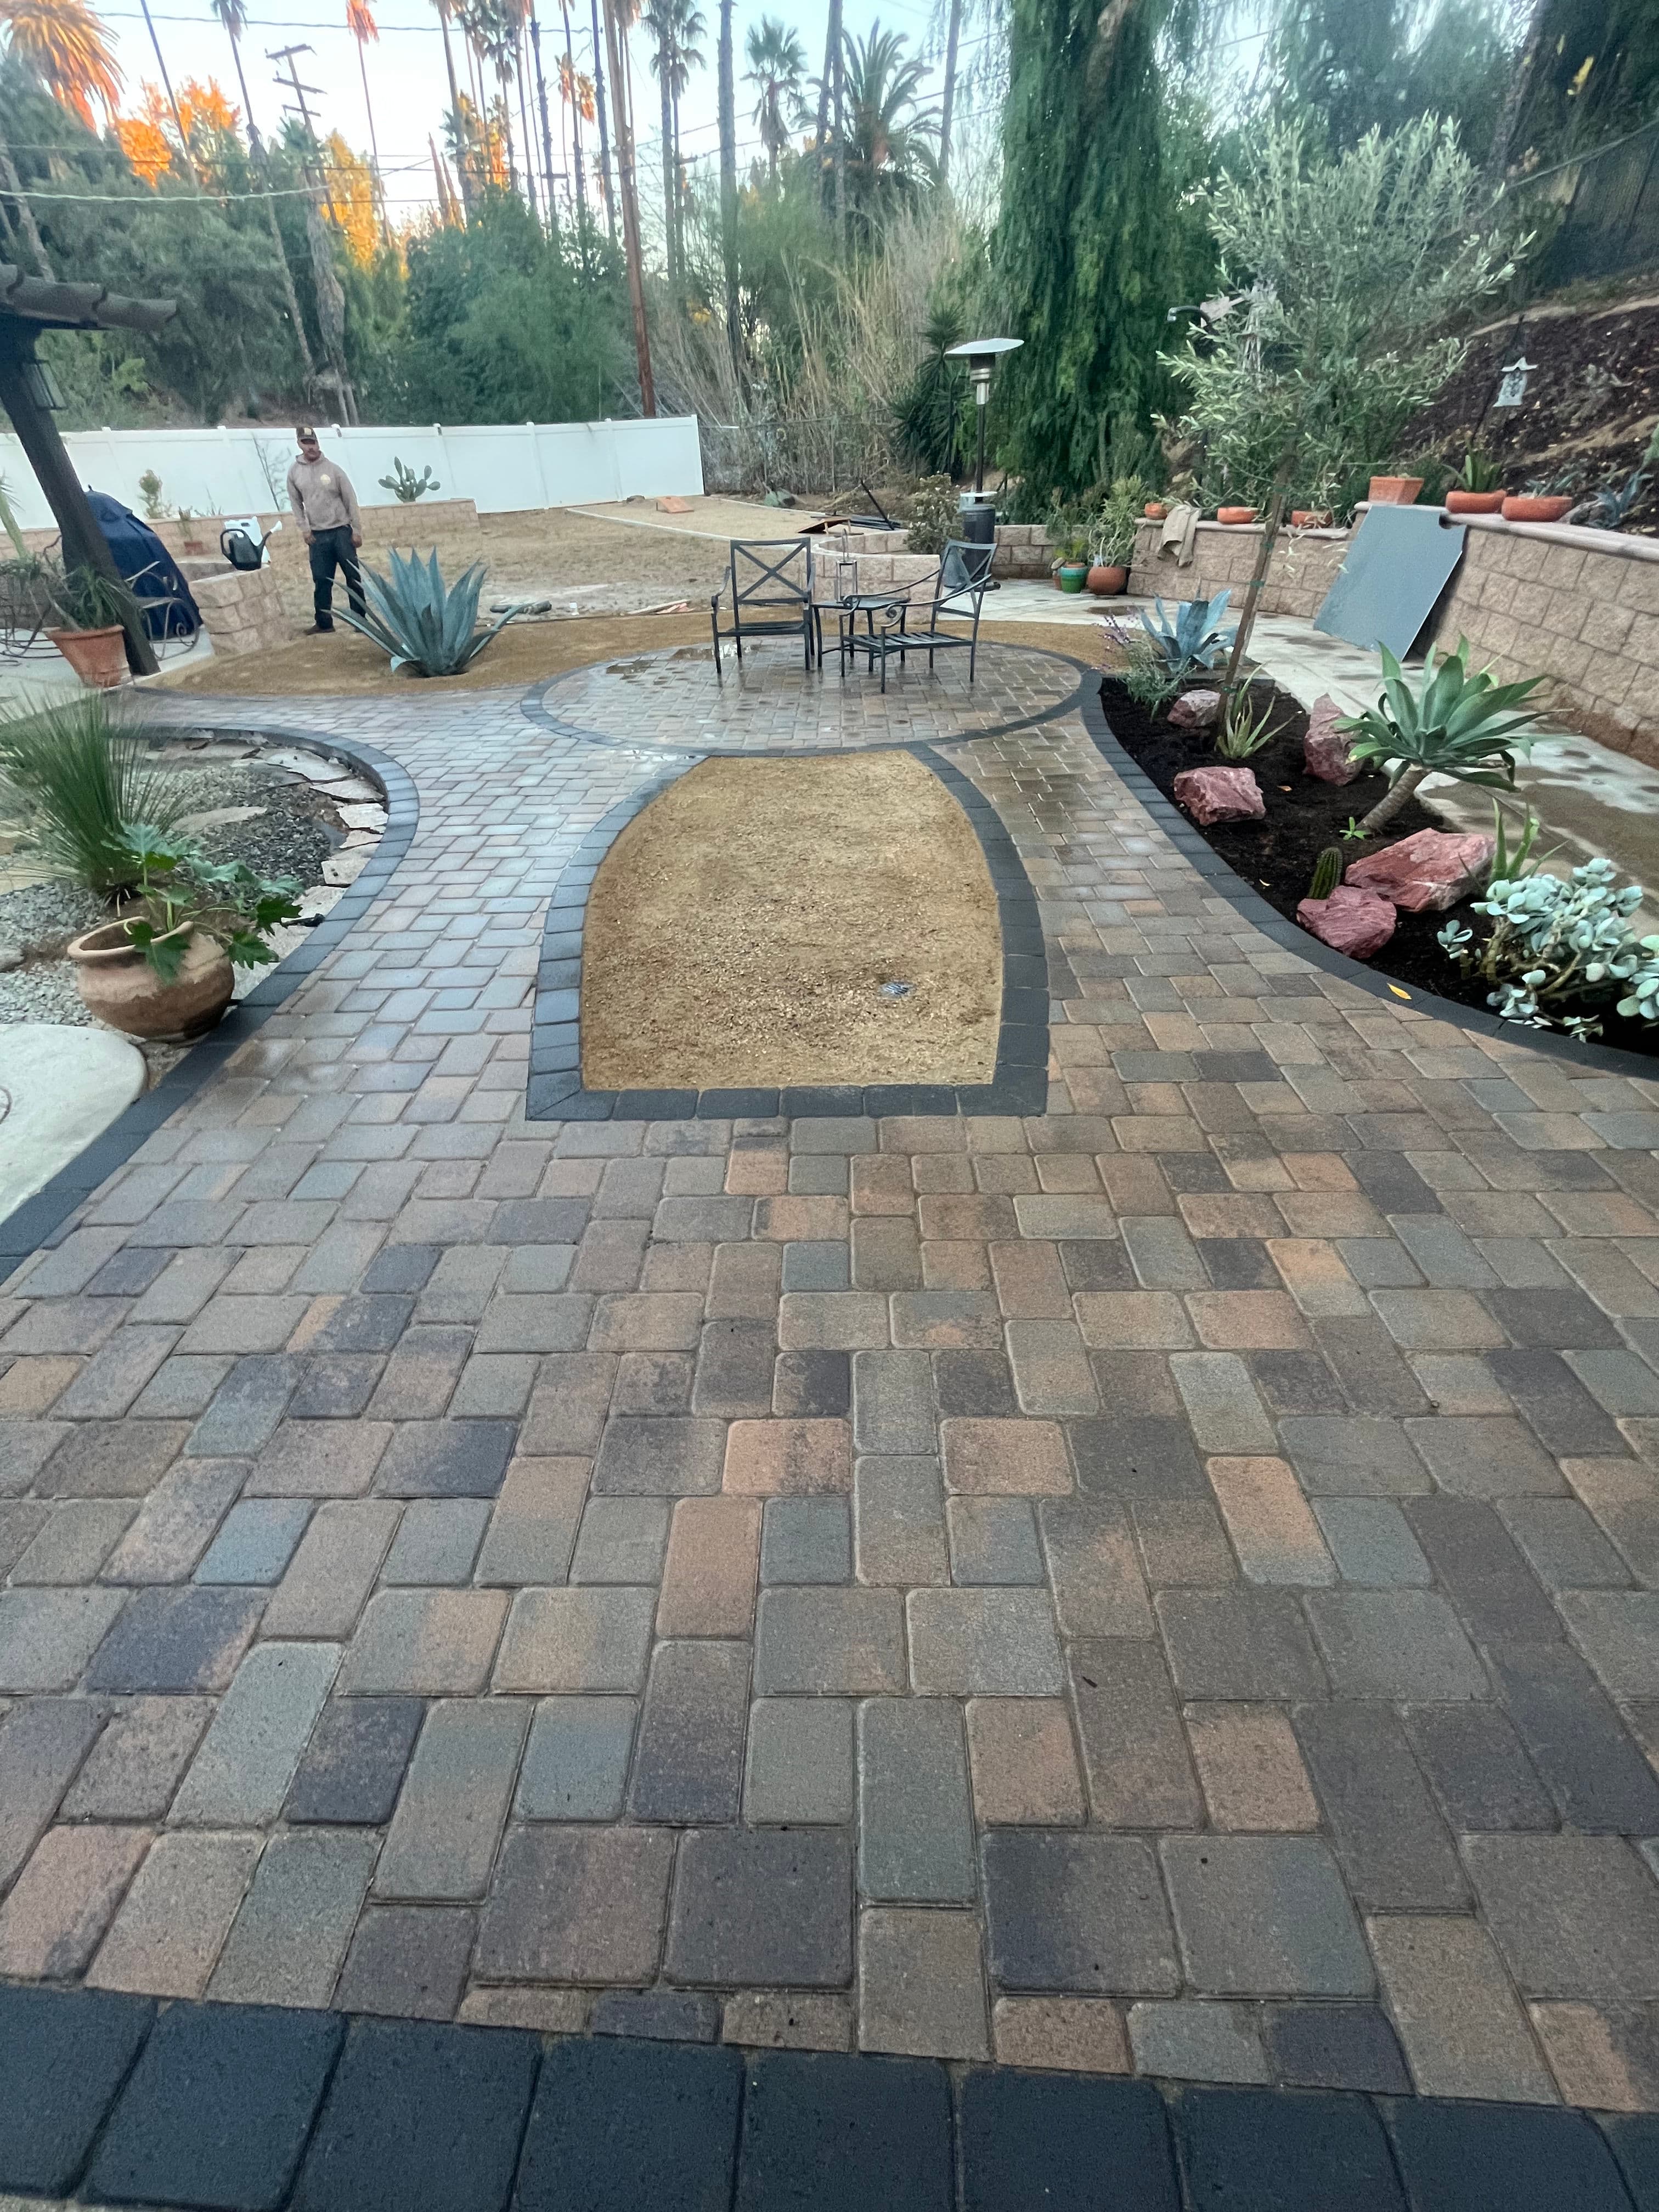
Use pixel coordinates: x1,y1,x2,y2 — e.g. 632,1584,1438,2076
1217,505,1259,526
1503,476,1576,524
1086,479,1142,595
1052,530,1090,593
1368,475,1424,506
1445,449,1505,515
47,565,139,689
68,822,302,1041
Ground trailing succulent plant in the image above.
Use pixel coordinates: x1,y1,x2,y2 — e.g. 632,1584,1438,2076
1308,847,1344,901
1438,857,1659,1040
338,549,524,676
1140,591,1236,677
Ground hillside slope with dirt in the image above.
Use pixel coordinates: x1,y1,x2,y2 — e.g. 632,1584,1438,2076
1404,291,1659,531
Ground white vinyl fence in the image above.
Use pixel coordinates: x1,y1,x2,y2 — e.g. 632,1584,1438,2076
0,414,704,532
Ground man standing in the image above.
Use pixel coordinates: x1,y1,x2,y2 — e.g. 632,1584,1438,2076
286,426,366,635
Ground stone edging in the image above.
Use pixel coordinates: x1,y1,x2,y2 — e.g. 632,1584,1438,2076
0,728,419,1275
2,1981,1654,2212
517,640,1093,757
526,745,1049,1123
1082,684,1659,1086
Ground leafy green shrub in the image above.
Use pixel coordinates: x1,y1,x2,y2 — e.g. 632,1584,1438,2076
1338,640,1545,837
904,474,961,555
1102,618,1182,714
1140,592,1236,678
1438,858,1659,1040
339,549,523,676
0,693,188,894
106,822,301,980
1086,476,1145,570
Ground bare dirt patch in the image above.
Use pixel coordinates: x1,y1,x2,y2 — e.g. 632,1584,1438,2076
580,753,1003,1089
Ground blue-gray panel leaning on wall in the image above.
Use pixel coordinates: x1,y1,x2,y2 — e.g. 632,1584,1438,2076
1314,504,1468,659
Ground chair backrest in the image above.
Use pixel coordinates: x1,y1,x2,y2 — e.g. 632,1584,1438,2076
938,538,994,608
729,538,811,607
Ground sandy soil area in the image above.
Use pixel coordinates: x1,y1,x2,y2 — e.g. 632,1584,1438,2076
580,753,1003,1088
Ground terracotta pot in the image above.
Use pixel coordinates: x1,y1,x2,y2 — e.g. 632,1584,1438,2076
1368,476,1424,505
1217,506,1258,525
67,918,235,1040
1086,564,1128,595
48,625,128,689
1502,493,1574,523
1290,509,1334,528
1445,489,1506,515
1144,503,1168,521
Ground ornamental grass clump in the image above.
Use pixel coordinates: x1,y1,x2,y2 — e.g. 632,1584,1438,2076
0,692,189,894
1438,857,1659,1041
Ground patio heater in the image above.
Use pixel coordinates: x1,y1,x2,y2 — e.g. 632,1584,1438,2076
945,336,1022,545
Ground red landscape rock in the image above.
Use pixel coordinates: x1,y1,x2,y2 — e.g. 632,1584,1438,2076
1302,695,1361,785
1167,688,1223,732
1344,829,1495,913
1172,764,1265,825
1297,884,1397,958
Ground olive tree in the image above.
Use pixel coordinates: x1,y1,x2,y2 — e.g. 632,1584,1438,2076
1164,114,1521,516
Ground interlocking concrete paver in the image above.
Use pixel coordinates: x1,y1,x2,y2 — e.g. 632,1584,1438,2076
7,652,1659,2089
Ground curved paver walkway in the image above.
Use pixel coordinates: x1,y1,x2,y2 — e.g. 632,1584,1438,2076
3,642,1659,2124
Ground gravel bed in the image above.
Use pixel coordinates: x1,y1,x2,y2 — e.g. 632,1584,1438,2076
0,732,363,1073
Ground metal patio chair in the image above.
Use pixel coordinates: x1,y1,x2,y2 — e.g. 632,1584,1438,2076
709,538,814,678
832,538,996,692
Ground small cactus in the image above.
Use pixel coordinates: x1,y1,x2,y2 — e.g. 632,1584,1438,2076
1308,847,1344,901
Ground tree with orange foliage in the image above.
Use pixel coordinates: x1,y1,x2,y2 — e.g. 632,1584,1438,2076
0,0,122,126
321,129,382,267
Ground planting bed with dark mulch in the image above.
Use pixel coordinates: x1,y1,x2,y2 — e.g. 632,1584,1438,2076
1100,671,1659,1059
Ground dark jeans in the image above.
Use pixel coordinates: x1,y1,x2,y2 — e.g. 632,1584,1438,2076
308,526,365,629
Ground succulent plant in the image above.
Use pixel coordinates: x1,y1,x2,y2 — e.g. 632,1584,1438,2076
1438,855,1659,1039
1140,591,1237,676
1308,847,1344,900
1338,638,1545,837
338,549,523,677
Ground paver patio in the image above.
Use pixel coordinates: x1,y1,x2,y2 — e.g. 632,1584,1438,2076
6,636,1659,2116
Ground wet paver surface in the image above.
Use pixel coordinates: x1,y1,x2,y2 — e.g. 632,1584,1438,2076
4,640,1659,2114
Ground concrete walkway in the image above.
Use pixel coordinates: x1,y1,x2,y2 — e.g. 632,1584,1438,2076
3,639,1659,2115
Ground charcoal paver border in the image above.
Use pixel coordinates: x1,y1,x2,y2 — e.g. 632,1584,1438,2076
525,743,1050,1122
2,1983,1656,2212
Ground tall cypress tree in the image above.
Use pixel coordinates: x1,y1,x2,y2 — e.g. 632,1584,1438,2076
992,0,1213,501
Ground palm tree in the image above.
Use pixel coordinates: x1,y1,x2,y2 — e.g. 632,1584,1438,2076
431,0,473,211
644,0,702,274
0,0,121,126
345,0,391,242
716,0,735,354
745,14,803,177
838,21,939,229
936,0,961,185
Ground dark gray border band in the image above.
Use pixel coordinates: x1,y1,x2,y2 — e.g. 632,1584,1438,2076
1082,681,1659,1084
0,729,419,1275
519,635,1091,756
526,746,1049,1122
2,1980,1654,2212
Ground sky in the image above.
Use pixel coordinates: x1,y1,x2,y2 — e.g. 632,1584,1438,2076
94,0,1008,228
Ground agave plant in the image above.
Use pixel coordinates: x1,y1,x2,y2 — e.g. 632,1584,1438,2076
1338,639,1546,838
339,549,522,676
1140,591,1236,676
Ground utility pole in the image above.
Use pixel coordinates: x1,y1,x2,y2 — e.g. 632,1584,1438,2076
600,0,654,415
529,10,561,245
138,0,201,184
270,43,358,425
590,0,618,249
717,0,738,375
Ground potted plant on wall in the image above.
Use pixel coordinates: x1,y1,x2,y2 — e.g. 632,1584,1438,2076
1446,449,1505,514
68,822,301,1040
1368,471,1425,505
1503,473,1577,524
46,565,138,688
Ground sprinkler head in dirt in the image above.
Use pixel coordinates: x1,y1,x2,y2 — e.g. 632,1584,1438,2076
879,980,913,997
